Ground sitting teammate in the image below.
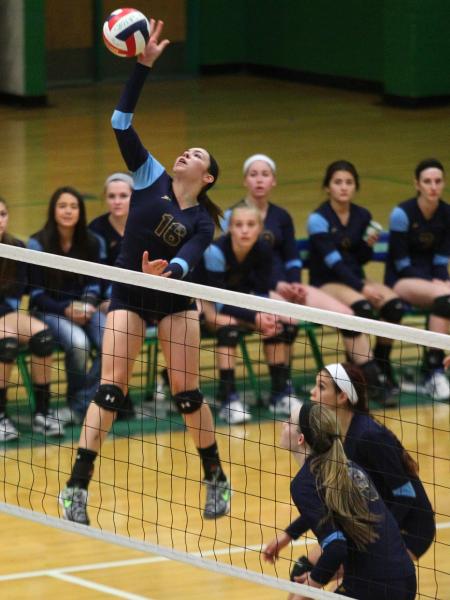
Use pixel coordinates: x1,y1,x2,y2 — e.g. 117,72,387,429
0,196,58,440
198,203,297,422
263,402,417,600
89,172,136,420
273,362,435,587
88,171,133,310
28,186,106,423
307,160,406,405
59,21,230,525
386,158,450,400
222,154,371,409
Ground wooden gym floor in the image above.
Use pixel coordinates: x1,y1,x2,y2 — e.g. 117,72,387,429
0,73,449,598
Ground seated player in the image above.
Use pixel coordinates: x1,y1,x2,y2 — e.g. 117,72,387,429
0,196,59,440
198,203,298,422
271,362,435,586
89,172,136,420
28,186,106,423
222,154,379,406
263,402,416,600
386,158,450,400
307,160,406,406
88,171,133,311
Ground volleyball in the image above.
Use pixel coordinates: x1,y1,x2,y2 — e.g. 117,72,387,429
103,8,151,58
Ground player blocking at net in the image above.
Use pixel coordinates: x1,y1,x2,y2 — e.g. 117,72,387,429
60,19,231,524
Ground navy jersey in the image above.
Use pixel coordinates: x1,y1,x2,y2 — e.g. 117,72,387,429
307,201,373,290
385,197,450,287
89,213,122,267
290,458,415,590
196,233,272,323
0,238,27,317
27,232,105,316
89,213,122,300
222,202,302,288
287,412,435,558
111,63,214,284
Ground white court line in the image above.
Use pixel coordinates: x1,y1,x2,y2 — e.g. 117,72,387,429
50,572,153,600
0,522,448,584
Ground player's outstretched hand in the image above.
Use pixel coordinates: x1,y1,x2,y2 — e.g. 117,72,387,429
138,19,170,68
142,251,171,277
262,532,292,564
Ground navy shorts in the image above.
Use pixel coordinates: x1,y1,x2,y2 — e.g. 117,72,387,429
109,282,196,326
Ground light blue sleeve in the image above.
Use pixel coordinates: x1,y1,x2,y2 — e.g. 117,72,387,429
204,244,226,272
389,207,409,232
307,212,329,235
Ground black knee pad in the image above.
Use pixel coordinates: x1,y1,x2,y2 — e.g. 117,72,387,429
94,384,125,412
379,298,405,324
341,329,362,339
282,323,298,345
351,300,377,320
431,295,450,319
0,337,19,363
29,328,55,357
216,325,240,348
174,389,204,414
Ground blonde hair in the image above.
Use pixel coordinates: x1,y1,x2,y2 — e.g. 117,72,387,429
303,403,380,550
229,201,264,226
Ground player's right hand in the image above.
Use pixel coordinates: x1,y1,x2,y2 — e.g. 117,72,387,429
138,19,170,68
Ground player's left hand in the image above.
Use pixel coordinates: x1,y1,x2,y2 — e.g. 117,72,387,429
142,251,171,277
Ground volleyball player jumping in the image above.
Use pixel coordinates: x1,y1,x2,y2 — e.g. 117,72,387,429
60,20,230,524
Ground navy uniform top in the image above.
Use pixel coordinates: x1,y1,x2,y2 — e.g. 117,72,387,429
27,232,105,316
196,233,272,323
307,201,373,290
89,213,122,267
88,213,122,299
111,63,214,284
385,197,450,287
286,413,433,544
222,202,302,289
0,238,27,317
290,457,415,587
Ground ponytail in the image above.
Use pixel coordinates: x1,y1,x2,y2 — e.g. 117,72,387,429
300,403,380,550
198,151,223,228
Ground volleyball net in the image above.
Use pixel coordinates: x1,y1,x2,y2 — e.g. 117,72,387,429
0,243,448,599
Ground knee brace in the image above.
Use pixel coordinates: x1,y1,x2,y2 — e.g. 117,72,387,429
0,337,19,363
94,384,125,412
174,389,204,414
379,298,405,324
263,322,298,346
216,325,240,348
29,328,55,357
431,295,450,319
341,328,362,339
351,300,377,320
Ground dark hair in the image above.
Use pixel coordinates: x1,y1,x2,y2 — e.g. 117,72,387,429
34,186,99,290
326,362,369,414
0,197,20,291
39,186,92,258
322,160,360,191
331,362,419,477
414,158,445,180
198,152,223,228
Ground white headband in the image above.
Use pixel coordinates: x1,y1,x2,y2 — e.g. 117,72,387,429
104,172,134,189
324,363,358,405
243,154,276,175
